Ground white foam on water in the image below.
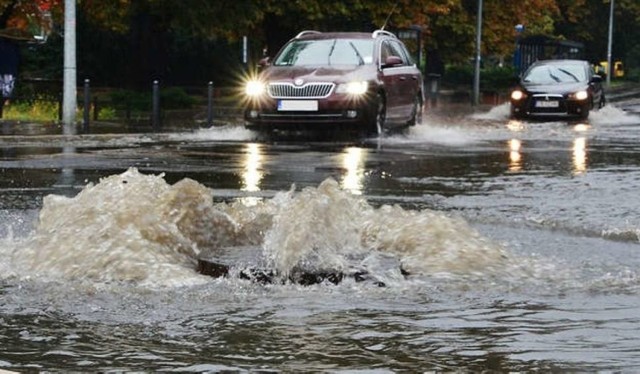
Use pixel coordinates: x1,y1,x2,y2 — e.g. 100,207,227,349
589,105,640,126
5,169,243,287
382,123,480,147
263,178,514,279
470,103,511,121
2,169,551,289
170,125,257,142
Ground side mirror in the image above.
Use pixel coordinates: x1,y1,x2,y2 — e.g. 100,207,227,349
258,57,271,68
592,74,603,83
383,55,403,68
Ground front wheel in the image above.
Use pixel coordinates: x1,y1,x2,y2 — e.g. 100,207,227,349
408,96,423,127
598,94,606,109
368,93,386,136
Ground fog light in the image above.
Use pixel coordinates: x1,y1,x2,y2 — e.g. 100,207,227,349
346,110,358,118
248,110,259,118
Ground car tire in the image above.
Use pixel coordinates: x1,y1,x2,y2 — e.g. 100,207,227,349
599,94,606,109
579,106,590,120
408,96,422,127
370,93,386,136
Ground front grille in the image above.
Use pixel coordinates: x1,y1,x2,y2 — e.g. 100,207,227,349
268,82,334,99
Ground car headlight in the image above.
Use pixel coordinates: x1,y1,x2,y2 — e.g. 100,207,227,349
336,81,369,95
510,90,525,101
245,80,266,96
573,90,589,101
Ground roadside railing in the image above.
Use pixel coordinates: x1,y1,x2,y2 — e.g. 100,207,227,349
0,78,244,131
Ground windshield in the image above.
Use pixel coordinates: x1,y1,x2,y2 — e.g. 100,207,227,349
523,64,587,84
274,39,374,66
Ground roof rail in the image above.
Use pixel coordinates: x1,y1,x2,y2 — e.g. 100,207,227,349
372,30,397,39
295,30,322,38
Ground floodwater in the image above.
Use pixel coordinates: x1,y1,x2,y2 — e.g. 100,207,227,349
1,102,640,372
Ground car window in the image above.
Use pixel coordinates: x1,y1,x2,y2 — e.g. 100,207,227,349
381,40,407,66
524,64,587,84
392,40,414,65
274,39,374,66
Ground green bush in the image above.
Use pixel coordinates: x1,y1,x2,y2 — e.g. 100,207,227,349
3,99,59,121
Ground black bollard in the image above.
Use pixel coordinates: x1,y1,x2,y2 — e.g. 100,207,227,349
152,80,160,131
206,81,214,127
83,79,90,132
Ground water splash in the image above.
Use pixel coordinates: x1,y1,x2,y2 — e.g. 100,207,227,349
9,169,241,287
382,124,479,147
3,169,520,287
170,125,257,142
470,103,511,121
589,105,640,126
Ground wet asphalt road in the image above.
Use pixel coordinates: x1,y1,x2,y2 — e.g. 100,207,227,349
2,88,640,371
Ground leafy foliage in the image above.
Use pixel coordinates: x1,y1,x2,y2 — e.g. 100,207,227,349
1,0,639,86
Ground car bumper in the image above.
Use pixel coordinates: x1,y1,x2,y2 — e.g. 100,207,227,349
244,96,374,129
510,97,590,118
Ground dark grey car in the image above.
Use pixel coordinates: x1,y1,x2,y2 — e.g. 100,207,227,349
510,59,605,120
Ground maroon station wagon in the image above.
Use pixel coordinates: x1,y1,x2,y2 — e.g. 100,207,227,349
243,30,424,135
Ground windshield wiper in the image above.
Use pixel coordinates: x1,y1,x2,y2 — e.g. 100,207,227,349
349,42,365,65
557,68,581,82
327,39,337,65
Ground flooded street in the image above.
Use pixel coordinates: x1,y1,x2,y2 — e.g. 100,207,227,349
1,101,640,372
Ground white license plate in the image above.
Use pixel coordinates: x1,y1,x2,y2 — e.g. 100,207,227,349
277,100,318,111
535,100,559,108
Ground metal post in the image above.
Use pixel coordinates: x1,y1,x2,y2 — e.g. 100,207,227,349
207,81,214,126
473,0,483,106
83,78,90,132
606,0,614,87
62,0,77,133
152,80,160,130
242,36,248,68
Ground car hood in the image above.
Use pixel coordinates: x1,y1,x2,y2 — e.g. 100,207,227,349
520,81,589,95
261,65,372,83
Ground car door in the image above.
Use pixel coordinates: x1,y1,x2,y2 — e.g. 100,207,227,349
379,40,405,123
388,40,418,123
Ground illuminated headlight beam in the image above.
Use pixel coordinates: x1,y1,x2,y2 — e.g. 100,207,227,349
510,90,524,101
573,90,588,101
336,81,369,95
245,80,266,96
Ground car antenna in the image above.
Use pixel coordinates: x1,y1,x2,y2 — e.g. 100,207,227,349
381,1,399,31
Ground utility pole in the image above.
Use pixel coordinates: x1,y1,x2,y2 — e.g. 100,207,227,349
62,0,77,132
473,0,483,106
606,0,614,87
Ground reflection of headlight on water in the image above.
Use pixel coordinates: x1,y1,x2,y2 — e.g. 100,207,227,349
574,123,590,132
241,143,264,206
573,137,587,174
341,147,366,195
508,139,522,172
507,119,525,132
